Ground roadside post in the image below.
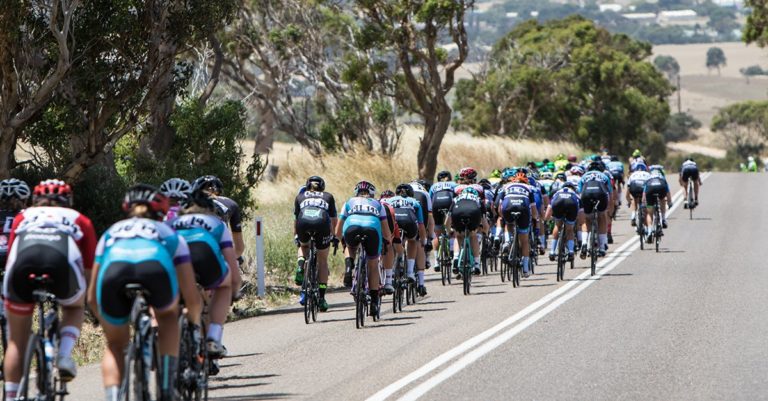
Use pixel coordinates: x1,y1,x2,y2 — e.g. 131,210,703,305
255,216,265,297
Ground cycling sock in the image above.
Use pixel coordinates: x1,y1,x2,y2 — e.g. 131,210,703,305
370,289,379,305
159,355,178,401
5,382,18,401
384,270,393,285
417,271,425,285
631,211,636,220
550,239,557,254
319,283,327,298
599,234,608,249
297,256,305,268
581,232,589,246
576,230,583,243
567,240,574,253
539,235,546,247
504,231,511,243
522,257,530,273
58,326,80,358
207,323,223,343
104,385,119,401
407,259,416,277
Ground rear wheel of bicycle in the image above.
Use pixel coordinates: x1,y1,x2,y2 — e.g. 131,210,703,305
18,334,50,401
500,257,507,283
409,281,417,304
302,279,311,325
355,261,365,329
511,257,519,288
461,250,471,296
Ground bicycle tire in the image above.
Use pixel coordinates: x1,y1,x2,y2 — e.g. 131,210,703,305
302,277,311,325
590,216,597,276
409,280,417,305
655,211,661,253
18,333,50,401
355,257,365,329
461,238,471,295
688,181,694,220
511,231,520,288
500,250,507,283
439,238,448,286
556,228,565,282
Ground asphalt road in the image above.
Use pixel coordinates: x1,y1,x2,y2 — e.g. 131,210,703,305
70,172,766,401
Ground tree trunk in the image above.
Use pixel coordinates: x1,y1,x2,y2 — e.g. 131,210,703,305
0,126,16,179
417,104,452,180
253,100,276,154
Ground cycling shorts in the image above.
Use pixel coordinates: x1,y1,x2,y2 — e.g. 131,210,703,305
645,187,668,207
432,196,453,227
97,260,177,325
551,197,579,225
681,167,699,182
581,191,608,214
628,182,645,199
296,207,332,250
342,216,382,258
501,202,530,234
450,199,482,232
394,210,418,240
611,171,624,185
3,232,85,315
181,230,229,290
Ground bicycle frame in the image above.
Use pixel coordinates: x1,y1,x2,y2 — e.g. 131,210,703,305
120,284,154,401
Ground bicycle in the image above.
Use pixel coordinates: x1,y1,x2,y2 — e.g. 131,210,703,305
392,252,404,314
588,200,601,276
178,289,210,401
16,274,69,401
436,229,452,286
351,235,379,329
457,218,474,295
502,213,522,288
119,284,157,401
652,194,663,253
555,222,567,282
301,234,337,324
0,270,7,381
687,178,695,220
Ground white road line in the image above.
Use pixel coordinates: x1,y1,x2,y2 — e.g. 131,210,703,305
369,173,709,401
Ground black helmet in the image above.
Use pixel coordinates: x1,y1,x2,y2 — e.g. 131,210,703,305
437,170,452,182
395,183,414,198
478,178,492,190
305,176,325,192
122,184,169,219
380,189,395,199
193,175,224,195
186,182,217,211
610,155,619,162
588,161,604,172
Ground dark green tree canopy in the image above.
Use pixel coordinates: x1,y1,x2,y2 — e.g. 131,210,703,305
654,55,681,80
706,46,727,74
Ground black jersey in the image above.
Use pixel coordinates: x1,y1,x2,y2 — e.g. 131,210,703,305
213,196,243,233
0,209,19,266
293,191,338,219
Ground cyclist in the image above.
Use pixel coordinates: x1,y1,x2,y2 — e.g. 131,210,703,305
292,176,337,311
193,176,244,294
578,161,611,258
643,167,672,239
336,181,392,318
488,169,502,185
567,165,583,186
2,179,97,401
679,158,702,208
89,184,201,401
538,172,555,198
498,171,538,278
410,180,434,288
546,181,580,261
607,155,625,193
626,163,651,226
430,171,457,272
379,190,400,294
748,156,758,172
0,179,30,269
444,187,485,276
382,184,427,295
553,154,569,172
526,170,547,255
170,184,239,359
160,178,192,222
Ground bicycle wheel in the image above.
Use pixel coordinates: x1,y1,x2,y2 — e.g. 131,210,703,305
556,231,565,282
461,244,471,296
409,279,417,305
500,247,507,283
18,334,51,401
511,232,520,288
355,257,365,329
302,276,311,325
688,181,694,220
439,240,448,286
655,214,661,253
590,219,597,276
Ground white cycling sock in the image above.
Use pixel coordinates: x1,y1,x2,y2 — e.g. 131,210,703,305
581,232,589,246
417,271,425,286
58,326,80,358
550,239,557,254
5,382,19,401
407,259,416,277
599,234,608,249
576,230,583,243
630,211,636,220
539,235,546,247
105,386,119,401
207,323,223,343
385,269,393,285
567,240,574,253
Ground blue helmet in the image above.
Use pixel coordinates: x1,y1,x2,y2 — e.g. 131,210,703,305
633,162,648,172
501,168,516,180
463,187,479,197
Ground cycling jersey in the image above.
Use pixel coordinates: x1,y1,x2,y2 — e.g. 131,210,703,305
165,205,182,222
95,217,190,325
340,197,387,257
539,179,554,197
430,182,457,228
294,190,337,249
551,188,581,225
410,184,432,225
0,209,18,269
579,172,611,214
680,160,700,182
213,196,242,233
627,171,651,198
449,191,483,232
170,213,233,289
499,183,535,233
382,196,424,240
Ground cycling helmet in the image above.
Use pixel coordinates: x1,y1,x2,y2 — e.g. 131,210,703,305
193,175,224,195
490,169,501,179
610,155,619,162
748,156,755,162
160,178,192,200
354,180,376,197
590,154,601,162
650,169,664,177
567,154,577,163
478,178,492,190
33,179,73,206
395,183,414,198
415,179,430,189
501,168,516,180
410,181,426,193
459,167,477,181
305,175,326,192
517,167,529,176
632,149,642,158
563,181,577,190
634,163,648,172
463,187,479,197
380,189,395,199
122,183,169,218
569,166,584,176
556,153,565,161
540,172,553,180
587,161,604,172
555,172,567,181
437,170,452,182
686,156,694,162
0,178,31,201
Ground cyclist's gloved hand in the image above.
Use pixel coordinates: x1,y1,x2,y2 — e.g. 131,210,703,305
330,236,340,247
237,256,244,265
424,242,433,253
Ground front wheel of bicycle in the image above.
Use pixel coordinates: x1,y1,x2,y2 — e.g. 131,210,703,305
18,334,51,401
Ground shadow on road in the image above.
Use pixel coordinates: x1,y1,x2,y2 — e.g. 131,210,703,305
209,373,281,392
520,283,555,288
226,352,262,359
210,393,295,400
367,322,416,328
417,300,456,305
404,307,448,313
472,291,506,296
472,283,506,288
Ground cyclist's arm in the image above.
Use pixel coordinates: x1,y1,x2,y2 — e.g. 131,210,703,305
328,195,339,238
220,228,241,295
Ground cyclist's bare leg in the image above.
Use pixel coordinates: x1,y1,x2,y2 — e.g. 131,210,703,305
694,179,701,201
470,229,480,260
380,243,394,286
3,313,32,384
367,257,381,290
406,238,418,279
518,232,531,273
100,321,130,388
154,303,181,356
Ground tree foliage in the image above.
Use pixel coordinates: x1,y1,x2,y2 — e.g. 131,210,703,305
454,16,672,159
711,101,768,160
664,112,701,142
654,55,681,81
706,47,727,75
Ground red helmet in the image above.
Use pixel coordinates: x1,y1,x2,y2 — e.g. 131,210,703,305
567,154,578,162
33,179,73,206
459,167,477,180
122,184,169,219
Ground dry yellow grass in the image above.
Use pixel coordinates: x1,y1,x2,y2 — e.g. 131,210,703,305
254,127,582,206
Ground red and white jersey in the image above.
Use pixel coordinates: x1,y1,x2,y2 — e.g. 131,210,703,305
8,206,97,270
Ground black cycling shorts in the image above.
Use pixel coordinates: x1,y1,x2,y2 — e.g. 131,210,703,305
681,167,699,182
432,197,453,227
645,188,668,207
450,200,482,232
4,232,84,314
343,225,380,258
611,171,624,185
296,207,332,250
98,260,176,324
394,210,419,240
552,197,578,224
628,182,645,199
501,204,530,233
188,242,227,289
581,191,608,214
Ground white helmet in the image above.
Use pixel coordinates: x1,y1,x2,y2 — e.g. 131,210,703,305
748,156,755,162
160,178,192,200
0,178,31,201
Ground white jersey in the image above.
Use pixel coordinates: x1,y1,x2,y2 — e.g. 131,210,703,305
627,171,651,186
566,175,581,186
681,160,697,169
